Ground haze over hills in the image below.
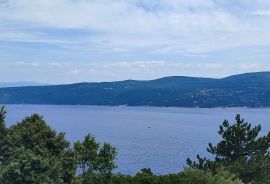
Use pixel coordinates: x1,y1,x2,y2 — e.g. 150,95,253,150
0,72,269,108
0,82,48,88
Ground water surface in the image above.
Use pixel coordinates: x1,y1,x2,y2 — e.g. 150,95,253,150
3,105,270,175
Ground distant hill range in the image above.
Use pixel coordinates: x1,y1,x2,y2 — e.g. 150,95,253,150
0,72,270,107
0,82,48,88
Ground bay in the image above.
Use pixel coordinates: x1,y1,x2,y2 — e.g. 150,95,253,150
3,105,270,175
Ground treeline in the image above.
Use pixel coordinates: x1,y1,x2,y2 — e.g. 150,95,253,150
0,106,270,184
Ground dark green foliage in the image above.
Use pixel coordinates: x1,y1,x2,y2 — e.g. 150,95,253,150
180,168,243,184
74,135,117,184
111,174,133,184
1,114,70,160
132,168,159,184
208,114,270,162
0,106,6,135
110,168,242,184
0,106,7,164
0,113,76,183
0,72,270,107
0,107,117,184
0,147,65,184
187,114,270,183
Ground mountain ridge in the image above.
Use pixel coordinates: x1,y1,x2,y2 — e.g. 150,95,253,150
0,72,269,108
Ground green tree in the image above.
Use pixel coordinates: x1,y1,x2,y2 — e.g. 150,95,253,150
133,168,159,184
0,107,118,184
187,114,270,183
0,147,64,184
0,106,7,164
74,134,117,184
0,113,76,183
110,168,243,184
180,168,243,184
0,106,6,136
208,114,270,162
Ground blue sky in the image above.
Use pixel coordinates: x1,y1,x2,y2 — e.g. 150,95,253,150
1,0,270,83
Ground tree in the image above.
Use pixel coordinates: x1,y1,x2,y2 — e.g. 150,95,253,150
0,106,7,164
180,168,243,184
0,106,118,183
0,147,64,184
110,168,243,184
133,168,159,184
208,114,270,162
74,134,117,184
187,114,270,183
0,113,76,183
0,106,6,136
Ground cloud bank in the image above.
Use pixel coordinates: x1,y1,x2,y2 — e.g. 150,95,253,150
1,60,270,83
0,0,270,82
1,0,270,53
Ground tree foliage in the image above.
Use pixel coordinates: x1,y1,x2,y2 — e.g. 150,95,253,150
208,114,270,162
111,168,243,184
0,106,6,136
0,107,117,184
187,114,270,183
74,134,117,184
0,106,7,165
0,113,75,183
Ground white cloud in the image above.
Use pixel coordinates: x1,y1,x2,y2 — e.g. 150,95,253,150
69,69,81,76
249,9,270,16
238,63,263,71
48,62,70,67
14,61,40,67
1,1,270,83
1,0,270,54
1,60,270,83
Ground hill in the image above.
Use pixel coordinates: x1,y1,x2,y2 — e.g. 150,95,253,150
0,72,269,107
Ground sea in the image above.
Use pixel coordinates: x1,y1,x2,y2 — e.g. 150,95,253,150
3,105,270,175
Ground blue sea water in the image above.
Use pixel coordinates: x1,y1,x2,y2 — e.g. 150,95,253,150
3,105,270,175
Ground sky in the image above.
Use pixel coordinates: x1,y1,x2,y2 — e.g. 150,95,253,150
1,0,270,83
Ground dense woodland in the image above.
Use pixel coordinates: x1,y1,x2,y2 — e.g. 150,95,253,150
0,106,270,184
0,72,270,107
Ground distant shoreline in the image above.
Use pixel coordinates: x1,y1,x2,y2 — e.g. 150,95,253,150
2,104,270,109
0,72,270,108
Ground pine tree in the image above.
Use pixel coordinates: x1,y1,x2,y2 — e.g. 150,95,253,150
187,114,270,183
208,114,270,163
